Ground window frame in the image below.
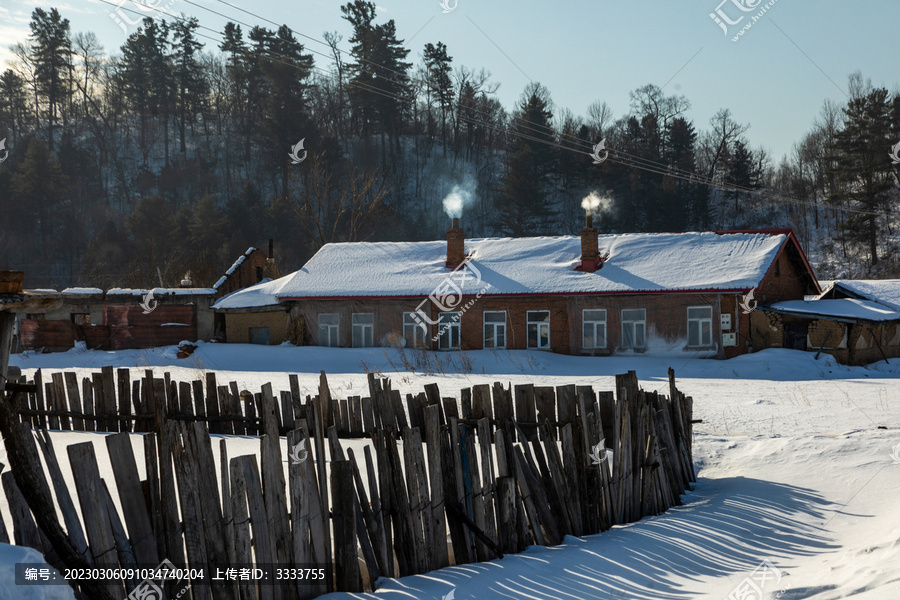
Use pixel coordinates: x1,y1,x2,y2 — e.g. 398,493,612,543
352,313,375,348
620,308,647,351
526,310,551,350
318,313,340,347
582,308,607,349
483,311,507,349
686,306,714,348
403,312,428,348
437,311,462,350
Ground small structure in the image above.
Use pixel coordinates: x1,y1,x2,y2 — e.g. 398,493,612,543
211,276,292,345
764,279,900,364
265,219,818,358
757,298,900,364
11,243,279,352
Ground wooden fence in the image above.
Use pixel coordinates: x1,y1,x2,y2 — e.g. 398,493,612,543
0,368,695,600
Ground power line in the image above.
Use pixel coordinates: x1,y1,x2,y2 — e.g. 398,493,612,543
92,0,878,219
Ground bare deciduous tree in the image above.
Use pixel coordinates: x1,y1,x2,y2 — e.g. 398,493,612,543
286,152,390,249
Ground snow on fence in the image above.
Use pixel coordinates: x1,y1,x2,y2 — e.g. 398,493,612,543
0,369,695,599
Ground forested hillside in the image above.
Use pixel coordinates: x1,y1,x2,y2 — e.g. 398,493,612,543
1,1,899,288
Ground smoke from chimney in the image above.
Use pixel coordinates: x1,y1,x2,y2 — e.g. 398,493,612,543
442,174,477,219
581,191,614,218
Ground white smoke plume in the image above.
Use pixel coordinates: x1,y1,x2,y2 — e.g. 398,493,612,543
442,175,478,219
581,191,614,216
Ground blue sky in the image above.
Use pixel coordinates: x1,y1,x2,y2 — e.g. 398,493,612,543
1,0,897,160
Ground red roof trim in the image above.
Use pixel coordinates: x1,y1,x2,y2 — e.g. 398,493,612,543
278,288,755,301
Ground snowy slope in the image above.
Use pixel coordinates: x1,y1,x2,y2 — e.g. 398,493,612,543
5,345,900,599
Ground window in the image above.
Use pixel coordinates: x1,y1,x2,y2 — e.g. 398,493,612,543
621,309,646,350
527,310,551,350
318,313,339,347
249,327,271,345
437,312,461,350
582,309,607,349
352,313,374,347
403,312,428,348
71,313,91,326
687,306,713,348
483,311,507,348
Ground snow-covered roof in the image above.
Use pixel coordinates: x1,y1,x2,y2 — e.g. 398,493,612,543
107,287,217,296
766,298,900,322
212,277,290,310
830,280,900,312
276,231,789,299
214,247,258,289
60,287,104,295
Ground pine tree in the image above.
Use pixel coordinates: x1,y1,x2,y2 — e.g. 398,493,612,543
829,87,894,266
423,42,453,148
0,70,32,144
10,137,68,254
497,83,556,236
171,17,206,155
29,8,73,151
250,25,314,198
724,139,759,228
341,1,411,157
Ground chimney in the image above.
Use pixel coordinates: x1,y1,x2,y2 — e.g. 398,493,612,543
446,218,465,269
580,213,600,272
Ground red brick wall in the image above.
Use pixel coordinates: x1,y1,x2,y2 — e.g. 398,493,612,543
302,292,741,357
19,320,78,350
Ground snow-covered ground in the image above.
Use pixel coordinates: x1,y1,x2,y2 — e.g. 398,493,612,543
6,343,900,599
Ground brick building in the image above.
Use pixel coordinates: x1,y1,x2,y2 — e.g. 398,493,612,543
270,219,819,359
14,244,278,352
750,279,900,365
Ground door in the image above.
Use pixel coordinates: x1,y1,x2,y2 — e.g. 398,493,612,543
783,322,808,351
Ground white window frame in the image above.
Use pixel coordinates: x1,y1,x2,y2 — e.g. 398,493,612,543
403,312,428,348
483,311,507,349
318,313,340,347
437,312,461,350
527,310,551,350
582,309,607,349
687,306,714,348
621,308,646,350
352,313,374,348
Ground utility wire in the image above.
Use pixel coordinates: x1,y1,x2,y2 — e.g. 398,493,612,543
94,0,880,218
